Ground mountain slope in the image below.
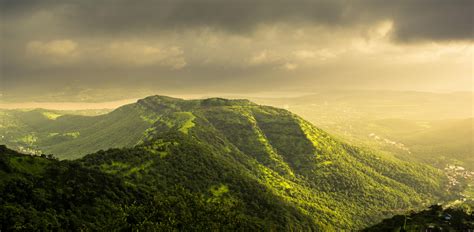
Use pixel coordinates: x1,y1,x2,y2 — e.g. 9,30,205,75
0,95,450,230
0,145,319,231
249,91,474,171
0,103,162,159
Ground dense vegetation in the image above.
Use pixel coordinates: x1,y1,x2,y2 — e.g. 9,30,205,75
0,95,452,230
0,105,155,159
364,204,474,231
251,91,474,171
0,145,320,231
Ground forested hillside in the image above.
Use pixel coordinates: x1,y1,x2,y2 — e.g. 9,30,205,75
249,91,474,171
0,96,452,230
0,105,156,159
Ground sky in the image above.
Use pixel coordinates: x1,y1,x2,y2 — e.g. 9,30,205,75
1,0,472,102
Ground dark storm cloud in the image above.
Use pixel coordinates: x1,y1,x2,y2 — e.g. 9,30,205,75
1,0,472,100
1,0,472,42
364,0,473,42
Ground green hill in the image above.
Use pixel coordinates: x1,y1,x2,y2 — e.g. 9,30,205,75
0,95,451,230
0,104,158,159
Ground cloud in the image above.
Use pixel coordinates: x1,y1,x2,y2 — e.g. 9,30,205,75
282,62,297,71
27,40,78,58
0,0,472,98
23,39,186,69
293,49,339,62
293,50,316,59
248,51,280,65
364,0,473,42
104,41,186,69
248,50,298,71
2,0,472,42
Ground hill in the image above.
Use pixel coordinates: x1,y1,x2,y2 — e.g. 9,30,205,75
0,95,451,230
0,104,156,159
0,145,322,231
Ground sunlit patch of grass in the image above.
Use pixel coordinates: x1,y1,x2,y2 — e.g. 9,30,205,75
64,132,80,138
175,112,196,134
42,112,62,120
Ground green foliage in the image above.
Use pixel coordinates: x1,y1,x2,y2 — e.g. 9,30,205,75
0,104,159,159
174,111,196,134
0,144,321,231
249,92,473,171
0,95,453,230
41,111,62,120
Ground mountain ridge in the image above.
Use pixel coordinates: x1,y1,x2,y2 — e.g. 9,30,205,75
0,95,450,230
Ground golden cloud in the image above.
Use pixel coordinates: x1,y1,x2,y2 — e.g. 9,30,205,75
27,40,79,58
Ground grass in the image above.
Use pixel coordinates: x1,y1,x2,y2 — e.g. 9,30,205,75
176,112,196,134
64,132,80,138
42,112,62,120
